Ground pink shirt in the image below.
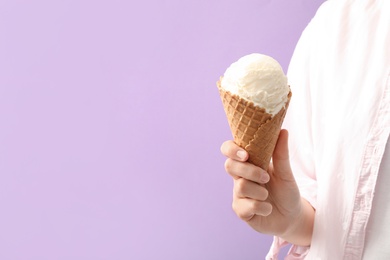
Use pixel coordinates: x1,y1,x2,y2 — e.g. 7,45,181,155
266,0,390,259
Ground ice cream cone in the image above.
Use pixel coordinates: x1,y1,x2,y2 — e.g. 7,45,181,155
217,79,291,170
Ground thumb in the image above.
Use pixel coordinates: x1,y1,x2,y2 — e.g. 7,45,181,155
271,129,293,180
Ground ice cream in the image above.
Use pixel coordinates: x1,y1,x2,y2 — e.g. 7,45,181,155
220,53,289,116
217,53,291,170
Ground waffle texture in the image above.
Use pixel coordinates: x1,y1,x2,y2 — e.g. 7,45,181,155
217,79,291,170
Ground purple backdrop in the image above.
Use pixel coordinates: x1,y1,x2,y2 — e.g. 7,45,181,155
0,0,324,259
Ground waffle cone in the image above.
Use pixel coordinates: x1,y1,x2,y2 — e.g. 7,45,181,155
217,79,291,170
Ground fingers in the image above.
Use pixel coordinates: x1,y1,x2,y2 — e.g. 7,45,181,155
220,140,248,161
233,197,273,220
225,158,270,183
221,140,273,220
221,140,269,183
234,178,268,201
232,178,272,220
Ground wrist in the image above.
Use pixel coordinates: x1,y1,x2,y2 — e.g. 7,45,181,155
280,198,315,246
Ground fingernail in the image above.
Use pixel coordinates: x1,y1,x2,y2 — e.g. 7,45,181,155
260,173,270,183
236,150,246,160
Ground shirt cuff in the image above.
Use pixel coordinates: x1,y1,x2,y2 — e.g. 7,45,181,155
266,236,310,260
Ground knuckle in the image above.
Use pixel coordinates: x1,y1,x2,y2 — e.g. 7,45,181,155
220,142,227,155
233,184,243,198
236,211,247,220
226,141,236,155
220,140,235,157
231,200,237,212
232,200,240,214
234,178,247,198
232,203,246,220
231,199,246,220
235,178,246,195
224,158,233,172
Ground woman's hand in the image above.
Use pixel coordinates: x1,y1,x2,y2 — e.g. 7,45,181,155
220,129,314,246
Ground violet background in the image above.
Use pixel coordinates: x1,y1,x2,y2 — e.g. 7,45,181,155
0,0,324,259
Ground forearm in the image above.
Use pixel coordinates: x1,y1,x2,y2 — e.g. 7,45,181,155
280,198,315,246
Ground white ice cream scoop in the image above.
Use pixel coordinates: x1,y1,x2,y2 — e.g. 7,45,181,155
220,53,289,116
